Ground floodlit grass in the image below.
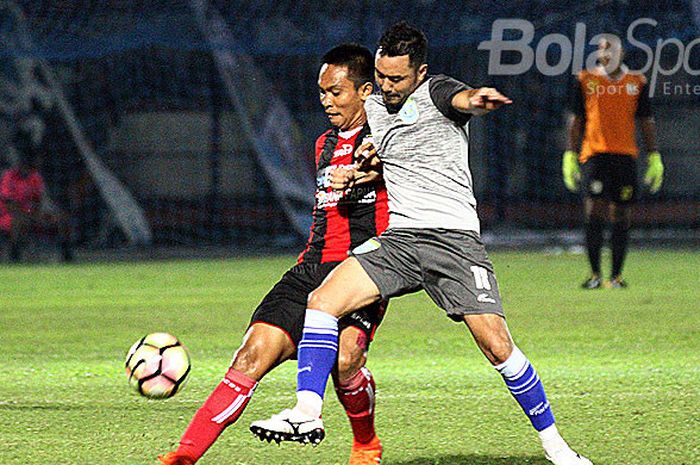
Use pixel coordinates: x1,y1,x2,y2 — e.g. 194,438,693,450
1,250,698,465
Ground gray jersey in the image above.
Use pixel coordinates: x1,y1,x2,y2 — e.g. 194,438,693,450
365,75,479,232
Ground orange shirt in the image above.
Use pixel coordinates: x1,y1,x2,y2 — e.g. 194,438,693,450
573,68,651,163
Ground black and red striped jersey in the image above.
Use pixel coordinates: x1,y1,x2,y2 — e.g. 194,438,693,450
298,123,389,264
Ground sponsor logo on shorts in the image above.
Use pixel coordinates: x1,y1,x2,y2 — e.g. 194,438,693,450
350,312,372,330
352,238,381,255
477,293,496,304
620,185,634,201
590,180,604,194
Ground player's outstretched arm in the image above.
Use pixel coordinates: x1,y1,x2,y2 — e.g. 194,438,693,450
451,87,512,116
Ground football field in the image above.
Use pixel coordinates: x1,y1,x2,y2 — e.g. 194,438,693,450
1,249,698,465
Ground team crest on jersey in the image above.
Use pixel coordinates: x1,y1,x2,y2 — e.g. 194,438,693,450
352,238,381,255
398,97,419,124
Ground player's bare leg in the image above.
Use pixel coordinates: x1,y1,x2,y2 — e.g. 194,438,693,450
251,257,382,445
463,314,592,465
333,326,382,465
310,257,383,318
158,324,294,464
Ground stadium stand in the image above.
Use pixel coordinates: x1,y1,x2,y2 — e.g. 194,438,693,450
1,0,698,252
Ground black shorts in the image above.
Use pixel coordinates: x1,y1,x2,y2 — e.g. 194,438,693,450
582,153,638,204
249,262,386,355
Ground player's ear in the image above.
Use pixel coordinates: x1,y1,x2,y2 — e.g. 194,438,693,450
417,63,428,81
358,81,374,101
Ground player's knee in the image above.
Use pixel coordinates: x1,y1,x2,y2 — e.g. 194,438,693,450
587,206,606,222
307,288,341,315
230,342,269,380
584,198,607,221
611,205,631,225
482,335,514,366
336,348,365,383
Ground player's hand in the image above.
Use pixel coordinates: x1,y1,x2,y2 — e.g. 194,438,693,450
330,165,356,191
644,151,664,194
468,87,512,112
354,141,378,170
562,150,581,192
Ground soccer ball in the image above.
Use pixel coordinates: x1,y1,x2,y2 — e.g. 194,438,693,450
125,332,191,399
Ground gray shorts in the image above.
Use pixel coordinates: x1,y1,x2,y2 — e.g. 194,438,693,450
350,228,505,321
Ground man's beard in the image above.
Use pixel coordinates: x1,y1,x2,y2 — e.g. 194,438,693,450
382,92,407,114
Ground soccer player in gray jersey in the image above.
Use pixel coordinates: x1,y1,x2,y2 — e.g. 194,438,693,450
252,22,592,465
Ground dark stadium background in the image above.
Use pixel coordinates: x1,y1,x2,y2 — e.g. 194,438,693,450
1,0,698,258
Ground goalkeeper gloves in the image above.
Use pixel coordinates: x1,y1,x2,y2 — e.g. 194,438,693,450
562,150,581,192
644,151,664,194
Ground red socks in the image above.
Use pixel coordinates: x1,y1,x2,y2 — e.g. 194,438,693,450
335,367,378,445
174,365,377,461
176,368,257,461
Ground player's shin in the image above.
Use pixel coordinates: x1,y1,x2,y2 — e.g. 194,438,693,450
611,220,629,279
335,367,378,445
295,309,339,418
585,219,605,276
176,368,257,461
495,346,555,432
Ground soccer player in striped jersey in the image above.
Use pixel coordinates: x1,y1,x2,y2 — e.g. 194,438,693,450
252,22,592,465
563,37,663,289
156,44,388,465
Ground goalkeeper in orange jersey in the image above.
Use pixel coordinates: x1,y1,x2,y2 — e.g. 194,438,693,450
563,37,663,289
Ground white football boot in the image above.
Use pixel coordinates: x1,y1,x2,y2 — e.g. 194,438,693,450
250,408,325,445
544,444,593,465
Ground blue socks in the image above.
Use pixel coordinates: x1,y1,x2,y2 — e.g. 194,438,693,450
296,312,555,430
296,309,339,416
495,346,555,431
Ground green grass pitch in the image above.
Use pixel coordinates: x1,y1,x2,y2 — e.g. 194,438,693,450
1,250,698,465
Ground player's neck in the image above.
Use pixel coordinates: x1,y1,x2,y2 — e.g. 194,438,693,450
337,114,367,135
337,126,364,139
598,63,628,81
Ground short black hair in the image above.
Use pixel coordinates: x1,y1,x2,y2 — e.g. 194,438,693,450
377,21,428,69
321,43,374,88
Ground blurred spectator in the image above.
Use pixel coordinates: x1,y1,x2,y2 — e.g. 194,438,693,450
0,130,73,262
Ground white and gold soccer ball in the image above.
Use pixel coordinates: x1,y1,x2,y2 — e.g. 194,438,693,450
125,332,191,399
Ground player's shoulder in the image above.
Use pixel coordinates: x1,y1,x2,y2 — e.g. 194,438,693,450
314,129,335,163
577,69,594,82
315,128,334,145
624,70,647,86
365,94,384,108
429,73,460,84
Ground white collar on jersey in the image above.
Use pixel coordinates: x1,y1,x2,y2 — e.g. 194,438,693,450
337,126,363,139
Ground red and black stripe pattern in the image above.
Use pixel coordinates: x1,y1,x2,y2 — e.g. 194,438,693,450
298,124,389,264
